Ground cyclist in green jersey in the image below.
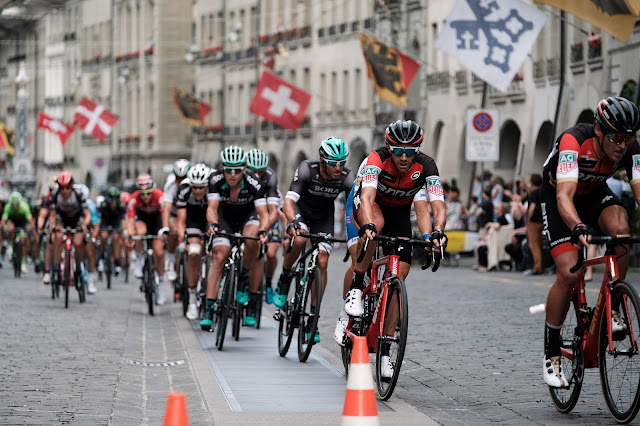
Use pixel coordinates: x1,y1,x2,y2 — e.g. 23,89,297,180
0,192,35,272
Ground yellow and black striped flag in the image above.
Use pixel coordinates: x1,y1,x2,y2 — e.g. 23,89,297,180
0,124,15,155
171,86,212,126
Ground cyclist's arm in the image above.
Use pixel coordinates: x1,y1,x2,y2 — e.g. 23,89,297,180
431,199,446,232
556,180,581,231
83,208,91,228
359,185,377,231
206,197,220,226
37,207,48,230
414,199,432,236
256,202,269,233
176,207,186,244
631,180,640,212
161,202,172,229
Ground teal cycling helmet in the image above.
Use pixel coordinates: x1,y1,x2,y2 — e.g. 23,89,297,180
220,145,246,167
319,137,349,161
9,191,21,205
246,149,269,171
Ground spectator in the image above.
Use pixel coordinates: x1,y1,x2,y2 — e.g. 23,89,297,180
476,188,494,229
475,202,512,272
522,173,544,275
467,195,480,232
490,175,505,208
445,184,469,230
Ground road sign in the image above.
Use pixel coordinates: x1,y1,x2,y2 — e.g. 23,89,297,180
466,108,499,162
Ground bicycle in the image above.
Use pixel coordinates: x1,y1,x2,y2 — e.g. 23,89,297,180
178,232,211,318
131,235,161,316
276,232,346,363
212,232,260,351
52,227,87,309
122,236,131,283
341,235,439,400
98,226,116,289
537,235,640,423
11,227,27,278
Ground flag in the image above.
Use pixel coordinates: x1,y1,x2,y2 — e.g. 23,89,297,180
534,0,640,42
38,112,75,146
435,0,547,92
249,70,311,132
0,124,14,156
171,86,212,126
359,32,420,109
73,97,119,142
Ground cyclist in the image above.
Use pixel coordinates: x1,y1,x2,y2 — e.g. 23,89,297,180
0,191,35,274
48,171,92,285
75,184,99,294
245,148,282,304
161,159,191,283
176,163,210,320
200,146,269,330
127,173,167,304
273,137,356,343
37,176,59,284
346,120,447,378
541,96,640,387
97,187,126,276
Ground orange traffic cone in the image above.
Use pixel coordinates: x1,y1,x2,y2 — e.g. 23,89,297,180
163,392,189,426
342,336,379,425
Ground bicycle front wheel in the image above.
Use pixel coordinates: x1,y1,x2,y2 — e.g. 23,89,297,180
105,245,112,290
256,272,265,329
180,251,189,316
599,280,640,424
278,273,298,357
144,258,154,316
298,268,322,362
549,295,584,413
216,266,234,351
13,240,22,278
375,276,408,400
64,253,71,309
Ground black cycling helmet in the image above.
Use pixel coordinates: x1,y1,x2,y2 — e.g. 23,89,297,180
594,96,640,135
385,120,424,146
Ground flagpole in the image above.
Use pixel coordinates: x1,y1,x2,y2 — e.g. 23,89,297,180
468,82,488,206
551,11,566,141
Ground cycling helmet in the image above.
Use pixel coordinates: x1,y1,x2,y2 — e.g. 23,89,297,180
57,171,73,186
9,191,21,205
594,96,640,135
74,184,90,200
385,120,424,146
48,176,58,190
246,149,269,171
120,191,131,204
95,195,105,206
173,159,191,178
136,173,155,190
220,145,245,167
319,137,349,161
106,186,121,199
187,163,210,186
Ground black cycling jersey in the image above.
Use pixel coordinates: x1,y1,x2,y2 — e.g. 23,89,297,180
49,188,86,219
258,167,281,206
99,200,126,228
286,160,355,223
176,181,208,231
207,169,267,220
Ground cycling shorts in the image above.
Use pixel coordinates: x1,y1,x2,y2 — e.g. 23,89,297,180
541,182,623,258
57,214,83,230
212,210,259,248
353,197,413,265
293,205,334,254
186,211,207,234
135,211,162,236
6,217,28,229
99,219,123,232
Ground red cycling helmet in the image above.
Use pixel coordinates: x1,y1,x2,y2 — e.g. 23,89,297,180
136,173,155,190
57,171,73,186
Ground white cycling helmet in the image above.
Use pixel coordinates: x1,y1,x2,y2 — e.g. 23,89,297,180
188,163,210,186
173,159,191,178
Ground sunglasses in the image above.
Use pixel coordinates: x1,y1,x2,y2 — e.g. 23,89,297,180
389,146,419,157
325,159,347,167
138,189,154,195
224,167,244,174
60,185,73,190
607,133,635,146
190,185,207,190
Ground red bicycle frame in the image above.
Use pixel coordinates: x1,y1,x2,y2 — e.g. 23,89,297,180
60,230,75,285
562,252,638,368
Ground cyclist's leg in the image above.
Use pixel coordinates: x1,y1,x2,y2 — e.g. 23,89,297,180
132,220,148,277
274,211,308,308
112,231,123,270
241,220,261,326
264,216,284,303
85,228,97,293
165,215,179,280
200,237,230,329
186,235,202,289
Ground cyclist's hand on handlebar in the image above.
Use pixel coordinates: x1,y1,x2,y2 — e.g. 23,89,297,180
358,223,377,241
430,229,447,252
206,223,218,236
570,222,590,249
158,226,170,237
258,229,269,244
286,220,301,237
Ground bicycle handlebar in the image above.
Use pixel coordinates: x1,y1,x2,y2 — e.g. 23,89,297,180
570,234,640,273
356,235,440,272
286,232,346,253
130,235,162,241
213,231,261,241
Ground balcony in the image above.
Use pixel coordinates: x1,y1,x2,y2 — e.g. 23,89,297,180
533,59,545,83
426,72,451,90
487,74,526,103
547,57,560,82
455,70,467,92
588,34,603,70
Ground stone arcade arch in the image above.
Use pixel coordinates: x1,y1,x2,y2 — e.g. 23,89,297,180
433,120,444,160
348,137,368,170
497,119,520,172
576,109,594,125
532,121,554,175
267,152,279,174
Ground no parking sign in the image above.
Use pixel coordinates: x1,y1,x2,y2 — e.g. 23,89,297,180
466,108,499,162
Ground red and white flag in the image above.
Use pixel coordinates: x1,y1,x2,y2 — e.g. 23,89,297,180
73,97,119,142
37,112,75,146
249,70,311,132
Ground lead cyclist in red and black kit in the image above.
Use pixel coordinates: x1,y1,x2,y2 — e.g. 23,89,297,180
541,96,640,387
346,120,447,378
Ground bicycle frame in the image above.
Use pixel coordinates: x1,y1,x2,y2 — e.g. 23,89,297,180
564,252,639,368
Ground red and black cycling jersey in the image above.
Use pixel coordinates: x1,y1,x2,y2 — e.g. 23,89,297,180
358,147,444,207
542,122,640,194
126,189,164,218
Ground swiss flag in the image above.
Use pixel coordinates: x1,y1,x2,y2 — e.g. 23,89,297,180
38,112,75,146
249,70,311,132
73,97,119,142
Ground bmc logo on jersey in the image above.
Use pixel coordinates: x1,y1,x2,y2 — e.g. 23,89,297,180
411,171,421,180
557,151,577,174
427,177,443,197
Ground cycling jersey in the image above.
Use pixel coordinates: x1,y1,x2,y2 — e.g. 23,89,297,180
359,147,444,207
127,189,164,218
98,200,126,230
258,167,281,206
176,181,208,232
163,174,189,217
286,160,355,224
50,187,87,218
207,169,267,219
86,199,99,226
2,201,32,227
542,122,640,194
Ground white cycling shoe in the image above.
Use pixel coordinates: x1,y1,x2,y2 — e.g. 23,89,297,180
334,305,349,346
380,355,393,379
186,303,198,320
543,356,568,388
612,311,628,333
345,288,363,317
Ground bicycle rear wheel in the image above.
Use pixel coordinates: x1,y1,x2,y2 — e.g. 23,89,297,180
298,268,322,362
144,258,154,316
216,266,234,351
123,249,130,283
256,272,265,329
548,295,584,413
599,280,640,423
278,273,298,357
105,244,112,290
64,253,71,309
13,240,22,278
375,276,408,400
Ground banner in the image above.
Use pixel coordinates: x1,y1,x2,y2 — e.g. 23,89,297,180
249,70,311,131
38,112,75,146
0,124,15,156
171,86,212,126
436,0,547,92
534,0,640,42
359,32,420,109
73,97,119,142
